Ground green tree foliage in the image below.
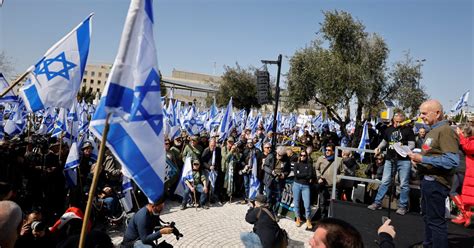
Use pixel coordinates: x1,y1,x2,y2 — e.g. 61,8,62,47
287,10,427,145
216,64,261,113
390,52,429,117
77,86,95,103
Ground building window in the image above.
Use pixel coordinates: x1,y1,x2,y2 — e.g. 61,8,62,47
99,72,102,77
91,71,95,77
83,78,86,83
84,71,88,75
106,73,109,78
90,79,94,85
97,80,101,85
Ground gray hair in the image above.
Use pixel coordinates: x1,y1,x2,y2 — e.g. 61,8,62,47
276,146,286,155
0,201,23,248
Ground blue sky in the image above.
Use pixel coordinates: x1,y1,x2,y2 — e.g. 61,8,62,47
0,0,472,110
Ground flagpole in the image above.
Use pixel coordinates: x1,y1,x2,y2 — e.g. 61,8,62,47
79,113,111,248
0,69,30,98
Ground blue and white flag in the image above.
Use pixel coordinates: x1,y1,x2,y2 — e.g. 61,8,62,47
90,0,166,203
121,175,134,213
36,107,56,135
164,99,181,140
183,106,204,136
357,121,370,161
248,153,260,200
64,142,80,187
210,99,218,119
0,73,17,102
52,108,72,143
20,14,92,112
450,90,470,113
174,156,193,197
218,97,233,141
4,101,27,136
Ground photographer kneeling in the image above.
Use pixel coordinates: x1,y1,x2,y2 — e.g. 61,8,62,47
121,198,174,248
241,194,287,248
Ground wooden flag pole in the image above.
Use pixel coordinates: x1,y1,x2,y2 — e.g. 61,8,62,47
78,113,111,248
0,70,30,98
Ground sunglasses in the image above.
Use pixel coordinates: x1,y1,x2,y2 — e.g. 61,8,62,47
264,147,271,149
164,143,170,145
300,154,307,157
326,149,333,152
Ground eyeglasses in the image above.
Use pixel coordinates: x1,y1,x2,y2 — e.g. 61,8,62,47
264,147,271,149
326,149,333,152
300,154,307,157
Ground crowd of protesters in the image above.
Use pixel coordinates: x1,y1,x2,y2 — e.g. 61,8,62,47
1,101,473,248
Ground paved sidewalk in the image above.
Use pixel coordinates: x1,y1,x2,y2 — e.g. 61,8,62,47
110,200,313,247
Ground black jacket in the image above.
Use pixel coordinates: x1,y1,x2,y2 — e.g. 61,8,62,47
201,147,222,171
293,162,314,185
245,207,282,248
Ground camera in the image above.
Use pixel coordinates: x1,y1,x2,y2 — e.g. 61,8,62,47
168,222,183,240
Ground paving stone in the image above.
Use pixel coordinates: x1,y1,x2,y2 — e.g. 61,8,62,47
110,200,313,247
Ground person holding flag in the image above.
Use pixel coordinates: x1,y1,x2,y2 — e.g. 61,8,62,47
241,139,263,204
181,160,209,210
202,137,223,204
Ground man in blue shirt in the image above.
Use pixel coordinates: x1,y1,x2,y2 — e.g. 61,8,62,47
409,99,459,248
121,200,174,248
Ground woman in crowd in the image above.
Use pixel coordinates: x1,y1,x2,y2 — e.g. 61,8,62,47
292,150,314,230
452,124,474,227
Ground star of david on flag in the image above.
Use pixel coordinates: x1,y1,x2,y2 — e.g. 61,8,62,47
34,52,77,81
20,14,92,112
90,0,167,203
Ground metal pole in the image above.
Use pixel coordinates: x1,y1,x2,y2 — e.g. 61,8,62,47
78,113,112,248
271,54,282,152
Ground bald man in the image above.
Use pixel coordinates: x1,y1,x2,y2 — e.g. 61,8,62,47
0,201,23,248
408,99,459,248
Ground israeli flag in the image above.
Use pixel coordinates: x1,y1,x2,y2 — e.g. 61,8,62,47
52,108,73,143
183,106,204,136
357,121,370,161
164,99,180,140
450,90,470,113
218,97,233,141
174,156,193,197
0,73,17,102
248,153,260,200
36,107,56,135
90,0,166,203
121,175,134,213
20,14,92,113
64,142,80,187
4,101,27,136
209,99,218,119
